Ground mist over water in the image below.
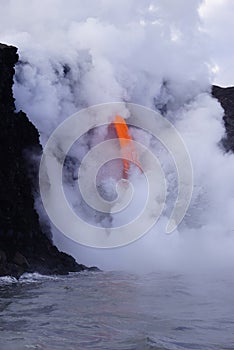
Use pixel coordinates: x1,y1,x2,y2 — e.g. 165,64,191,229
1,0,234,272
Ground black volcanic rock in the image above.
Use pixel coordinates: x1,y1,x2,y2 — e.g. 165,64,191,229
212,85,234,151
0,43,95,278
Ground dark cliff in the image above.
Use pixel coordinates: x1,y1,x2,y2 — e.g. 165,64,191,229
0,43,90,278
212,85,234,152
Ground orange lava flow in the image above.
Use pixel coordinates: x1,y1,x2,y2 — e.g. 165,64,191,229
113,115,141,179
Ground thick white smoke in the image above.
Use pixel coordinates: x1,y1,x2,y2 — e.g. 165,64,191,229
1,0,234,271
200,0,234,86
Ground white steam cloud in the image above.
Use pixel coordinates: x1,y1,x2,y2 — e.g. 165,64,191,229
200,0,234,86
1,0,234,272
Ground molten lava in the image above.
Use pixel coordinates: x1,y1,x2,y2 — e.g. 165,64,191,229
113,115,141,179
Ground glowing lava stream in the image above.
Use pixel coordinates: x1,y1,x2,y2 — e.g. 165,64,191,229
113,115,142,179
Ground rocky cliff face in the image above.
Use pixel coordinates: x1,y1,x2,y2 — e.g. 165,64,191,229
0,43,91,278
212,85,234,152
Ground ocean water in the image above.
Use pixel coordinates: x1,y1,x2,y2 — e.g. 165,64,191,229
0,270,234,350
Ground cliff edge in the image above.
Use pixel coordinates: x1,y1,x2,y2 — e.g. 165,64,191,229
0,43,92,278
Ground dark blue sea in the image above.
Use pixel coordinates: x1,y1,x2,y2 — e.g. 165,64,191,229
0,270,234,350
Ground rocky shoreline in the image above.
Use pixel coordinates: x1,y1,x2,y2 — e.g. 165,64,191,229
0,43,96,278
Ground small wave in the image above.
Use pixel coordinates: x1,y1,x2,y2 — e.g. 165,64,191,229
0,276,18,285
19,272,59,283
